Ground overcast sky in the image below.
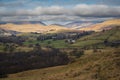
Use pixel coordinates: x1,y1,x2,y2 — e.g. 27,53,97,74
0,0,120,24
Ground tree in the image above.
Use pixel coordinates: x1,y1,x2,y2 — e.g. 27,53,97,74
70,49,84,58
3,44,9,52
3,43,16,53
34,43,41,51
47,41,51,44
9,44,16,53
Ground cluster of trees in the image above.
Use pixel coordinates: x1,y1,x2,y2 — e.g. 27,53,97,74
0,36,26,45
0,45,86,78
37,31,93,41
3,43,16,53
104,40,120,47
0,47,69,77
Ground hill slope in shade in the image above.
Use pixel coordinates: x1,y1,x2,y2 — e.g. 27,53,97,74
0,23,70,33
2,48,120,80
0,27,120,80
65,21,103,29
80,19,120,31
65,21,95,29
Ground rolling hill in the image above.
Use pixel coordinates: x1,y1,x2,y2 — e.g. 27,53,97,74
0,21,46,25
0,28,19,36
65,21,99,29
1,48,120,80
0,23,70,33
0,19,120,33
0,26,120,80
80,19,120,31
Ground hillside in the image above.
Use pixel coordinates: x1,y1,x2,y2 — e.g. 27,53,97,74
21,26,120,49
0,26,120,80
80,19,120,31
0,28,20,36
0,23,70,33
65,21,98,29
0,21,46,25
0,19,119,33
1,48,120,80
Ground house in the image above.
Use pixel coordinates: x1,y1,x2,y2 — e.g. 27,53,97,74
3,33,12,36
65,39,76,44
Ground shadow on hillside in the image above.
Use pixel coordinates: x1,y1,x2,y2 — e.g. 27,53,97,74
0,48,70,78
0,73,8,78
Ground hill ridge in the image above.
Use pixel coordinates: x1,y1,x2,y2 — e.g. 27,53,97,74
79,19,120,31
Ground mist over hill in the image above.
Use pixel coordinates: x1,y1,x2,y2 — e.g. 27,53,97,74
65,21,102,27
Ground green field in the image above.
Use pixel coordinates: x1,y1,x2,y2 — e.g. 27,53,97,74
23,27,120,49
24,39,70,48
0,45,4,52
0,27,119,52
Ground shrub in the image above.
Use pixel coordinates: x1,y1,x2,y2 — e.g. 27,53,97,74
69,49,84,58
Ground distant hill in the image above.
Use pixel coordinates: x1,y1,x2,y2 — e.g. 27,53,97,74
1,26,120,80
65,21,101,29
0,19,119,33
80,19,120,31
0,21,46,26
50,24,65,27
0,23,70,33
0,28,19,36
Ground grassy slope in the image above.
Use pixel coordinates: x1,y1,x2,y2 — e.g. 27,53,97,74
71,27,120,48
24,39,70,48
1,47,120,80
0,45,4,52
23,27,120,49
80,19,120,31
0,27,119,52
0,24,69,33
0,27,120,80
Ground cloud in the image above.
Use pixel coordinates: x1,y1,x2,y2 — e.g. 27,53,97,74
73,4,120,17
0,15,80,22
0,1,25,7
0,6,65,16
34,6,65,15
97,0,120,5
0,4,120,23
0,4,120,17
0,15,114,23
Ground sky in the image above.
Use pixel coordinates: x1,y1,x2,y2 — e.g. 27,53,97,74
0,0,120,25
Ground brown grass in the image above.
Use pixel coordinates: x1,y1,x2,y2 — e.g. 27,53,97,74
80,19,120,31
0,24,70,33
1,47,120,80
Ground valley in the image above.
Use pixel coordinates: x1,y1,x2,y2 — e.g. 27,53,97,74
0,19,120,80
0,0,120,79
